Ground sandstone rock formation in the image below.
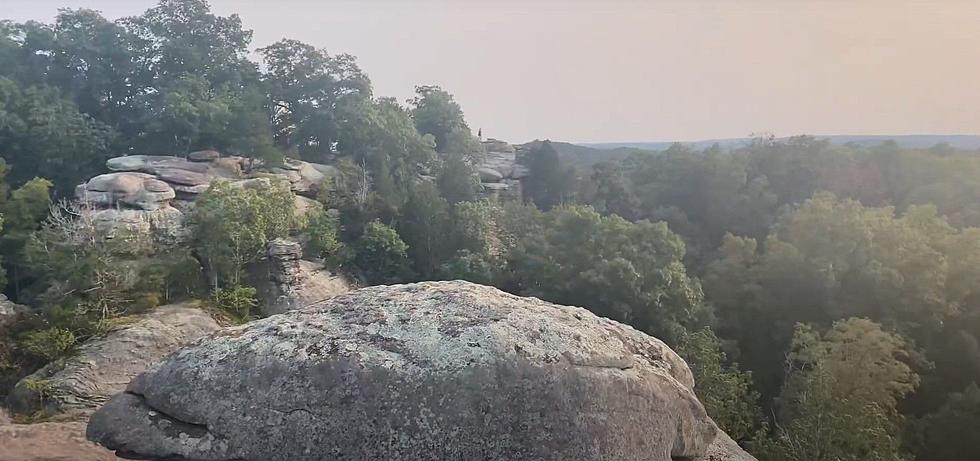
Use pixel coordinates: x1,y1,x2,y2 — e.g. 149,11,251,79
7,305,219,418
77,153,341,245
76,173,176,211
87,281,737,461
695,429,757,461
0,295,27,327
477,139,527,200
251,239,350,316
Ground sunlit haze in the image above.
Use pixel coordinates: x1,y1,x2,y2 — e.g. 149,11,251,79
7,0,980,143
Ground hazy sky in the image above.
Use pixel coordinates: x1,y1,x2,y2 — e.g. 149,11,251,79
6,0,980,143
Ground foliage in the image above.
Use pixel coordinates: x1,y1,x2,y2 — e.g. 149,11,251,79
705,192,970,399
677,328,762,441
352,220,411,284
398,181,452,278
410,85,482,159
304,209,343,262
0,77,115,193
759,319,918,461
20,327,75,361
209,285,258,324
912,384,980,461
522,140,574,211
188,179,295,287
506,204,708,343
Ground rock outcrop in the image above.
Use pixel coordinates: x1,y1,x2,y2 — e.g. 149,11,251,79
0,295,27,327
695,429,757,461
477,138,526,199
87,281,732,461
77,152,341,245
7,305,219,418
251,239,351,316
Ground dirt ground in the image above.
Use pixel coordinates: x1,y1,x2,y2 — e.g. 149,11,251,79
0,409,122,461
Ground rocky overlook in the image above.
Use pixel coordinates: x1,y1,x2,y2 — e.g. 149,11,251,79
87,281,754,461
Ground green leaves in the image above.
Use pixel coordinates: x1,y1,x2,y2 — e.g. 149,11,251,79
188,179,295,287
761,319,917,461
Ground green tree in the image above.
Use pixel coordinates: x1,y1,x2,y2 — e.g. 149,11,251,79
760,319,918,461
522,140,573,211
436,153,480,204
398,181,452,278
913,384,980,461
188,179,295,287
677,328,762,441
410,85,482,158
260,38,371,161
0,77,115,193
352,220,411,284
507,204,707,343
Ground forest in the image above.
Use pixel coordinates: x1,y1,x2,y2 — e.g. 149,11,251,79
2,1,980,460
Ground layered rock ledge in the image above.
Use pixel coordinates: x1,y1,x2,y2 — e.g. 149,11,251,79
86,281,745,461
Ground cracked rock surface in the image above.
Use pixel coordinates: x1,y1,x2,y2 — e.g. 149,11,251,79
7,305,220,418
87,281,730,461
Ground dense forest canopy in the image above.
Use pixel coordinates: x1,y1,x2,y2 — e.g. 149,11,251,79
2,1,980,459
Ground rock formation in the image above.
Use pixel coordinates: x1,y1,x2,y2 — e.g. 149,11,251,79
477,138,527,200
6,304,219,418
695,428,757,461
0,295,27,327
86,281,751,461
250,239,351,316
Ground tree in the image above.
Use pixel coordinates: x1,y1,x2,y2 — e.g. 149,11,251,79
522,140,572,211
409,85,481,158
0,77,115,193
188,179,295,288
705,192,959,399
352,220,411,284
507,205,708,343
436,153,480,204
0,171,53,298
677,328,762,441
760,319,918,461
124,0,257,88
913,384,980,461
260,38,371,161
398,181,452,278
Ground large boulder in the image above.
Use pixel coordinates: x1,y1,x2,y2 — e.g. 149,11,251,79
87,281,721,461
251,239,350,316
91,207,185,246
694,429,756,461
478,166,505,183
0,294,27,327
77,173,176,211
7,305,220,418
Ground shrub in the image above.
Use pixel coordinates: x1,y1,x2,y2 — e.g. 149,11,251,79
20,328,76,361
209,285,259,324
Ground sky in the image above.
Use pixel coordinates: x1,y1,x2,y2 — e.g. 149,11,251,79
5,0,980,144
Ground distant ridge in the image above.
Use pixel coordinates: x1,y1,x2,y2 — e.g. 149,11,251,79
582,135,980,151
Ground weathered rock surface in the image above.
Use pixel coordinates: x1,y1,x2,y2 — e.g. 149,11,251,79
478,166,504,183
0,295,27,326
187,150,220,162
88,281,721,461
91,207,185,246
77,173,176,211
251,239,350,316
694,429,756,461
7,305,219,418
477,139,526,199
